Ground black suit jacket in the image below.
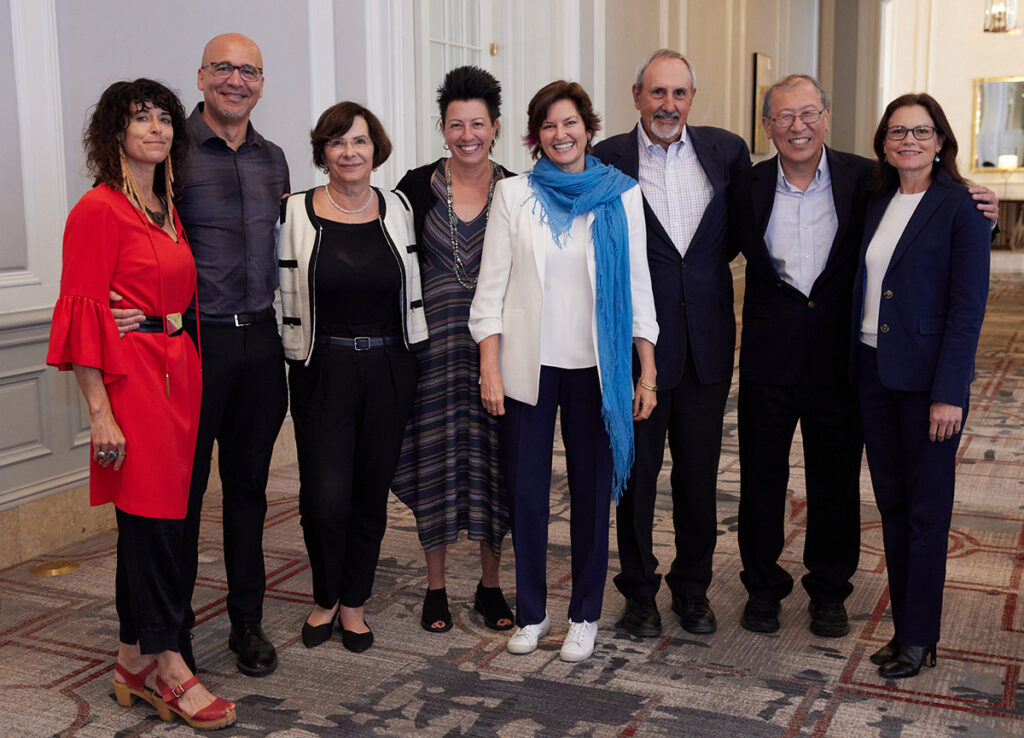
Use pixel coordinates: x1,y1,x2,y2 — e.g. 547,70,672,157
594,125,751,388
727,147,873,386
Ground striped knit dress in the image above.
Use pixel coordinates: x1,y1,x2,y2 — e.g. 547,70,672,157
392,161,509,555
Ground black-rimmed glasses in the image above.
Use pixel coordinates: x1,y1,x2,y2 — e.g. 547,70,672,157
201,61,263,82
884,126,937,141
770,109,825,128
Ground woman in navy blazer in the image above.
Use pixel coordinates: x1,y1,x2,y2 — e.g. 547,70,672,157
853,93,990,679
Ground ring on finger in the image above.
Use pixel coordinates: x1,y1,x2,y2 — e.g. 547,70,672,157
105,451,118,461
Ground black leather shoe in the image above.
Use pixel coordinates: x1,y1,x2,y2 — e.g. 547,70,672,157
228,622,278,677
340,621,374,653
178,629,197,675
808,600,849,638
618,596,662,637
878,644,937,679
302,611,337,649
741,597,781,633
672,594,717,634
869,636,900,666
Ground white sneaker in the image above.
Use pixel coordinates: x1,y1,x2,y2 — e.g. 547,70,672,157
506,613,551,654
559,619,598,662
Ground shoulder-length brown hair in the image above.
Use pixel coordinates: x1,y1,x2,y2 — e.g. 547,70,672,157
523,81,600,160
871,92,968,195
84,79,188,197
310,101,392,171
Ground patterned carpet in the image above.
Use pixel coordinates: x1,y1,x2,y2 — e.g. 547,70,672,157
3,275,1024,737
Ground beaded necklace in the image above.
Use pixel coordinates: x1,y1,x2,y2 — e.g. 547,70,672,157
445,159,499,289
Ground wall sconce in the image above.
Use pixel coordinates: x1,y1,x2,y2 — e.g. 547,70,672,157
985,0,1021,34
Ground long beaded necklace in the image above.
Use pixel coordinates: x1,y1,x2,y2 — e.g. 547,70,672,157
445,159,499,289
325,184,375,214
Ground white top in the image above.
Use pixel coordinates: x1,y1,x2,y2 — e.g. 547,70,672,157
636,124,714,256
860,191,926,348
540,216,597,368
764,154,838,297
468,173,659,406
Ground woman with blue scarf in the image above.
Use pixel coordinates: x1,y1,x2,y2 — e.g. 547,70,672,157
468,81,658,663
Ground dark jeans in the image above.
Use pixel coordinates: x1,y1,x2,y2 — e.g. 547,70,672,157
858,344,965,645
115,508,185,654
502,366,613,626
181,318,288,629
737,377,863,603
289,344,418,609
615,347,730,600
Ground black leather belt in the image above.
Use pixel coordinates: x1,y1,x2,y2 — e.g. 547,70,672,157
184,308,274,327
137,315,185,337
314,335,402,351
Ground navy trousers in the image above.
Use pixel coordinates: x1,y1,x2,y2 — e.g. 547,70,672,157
858,345,965,646
502,366,613,626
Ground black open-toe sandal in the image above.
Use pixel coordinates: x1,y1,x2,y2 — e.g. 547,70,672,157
474,581,514,631
421,587,453,633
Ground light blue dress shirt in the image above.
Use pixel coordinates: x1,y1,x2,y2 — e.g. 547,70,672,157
764,153,839,297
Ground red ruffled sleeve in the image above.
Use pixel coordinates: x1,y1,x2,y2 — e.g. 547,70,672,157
46,188,127,383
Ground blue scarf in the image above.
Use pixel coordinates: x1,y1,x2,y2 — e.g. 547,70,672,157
527,154,637,500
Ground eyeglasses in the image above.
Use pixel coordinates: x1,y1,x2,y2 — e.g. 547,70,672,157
770,109,825,128
201,61,263,82
884,125,937,141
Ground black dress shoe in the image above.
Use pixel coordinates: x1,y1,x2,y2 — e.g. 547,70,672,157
869,636,900,666
228,622,278,677
302,611,337,649
618,596,662,637
808,600,849,638
340,621,374,653
178,629,197,675
741,597,781,633
672,594,717,634
878,644,937,679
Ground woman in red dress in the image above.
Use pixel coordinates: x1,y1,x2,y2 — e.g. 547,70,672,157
47,79,234,730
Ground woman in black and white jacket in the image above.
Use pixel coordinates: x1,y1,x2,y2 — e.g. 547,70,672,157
278,101,427,654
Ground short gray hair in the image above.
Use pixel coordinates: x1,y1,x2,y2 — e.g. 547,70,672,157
761,74,831,118
634,49,697,92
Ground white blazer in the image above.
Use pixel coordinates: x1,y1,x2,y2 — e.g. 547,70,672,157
468,172,659,406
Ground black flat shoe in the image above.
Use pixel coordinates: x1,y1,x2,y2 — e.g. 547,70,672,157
341,621,374,653
673,594,717,635
474,582,514,631
869,636,900,666
879,644,937,679
808,600,849,638
740,597,781,634
421,587,453,633
229,622,278,677
302,611,337,649
619,596,662,637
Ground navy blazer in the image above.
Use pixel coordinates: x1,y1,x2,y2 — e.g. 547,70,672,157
728,147,873,386
851,171,991,406
593,124,751,388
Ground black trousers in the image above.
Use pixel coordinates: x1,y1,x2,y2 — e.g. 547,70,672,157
858,345,964,646
737,378,862,603
503,366,613,625
181,318,288,629
289,344,418,609
115,508,185,654
614,347,730,600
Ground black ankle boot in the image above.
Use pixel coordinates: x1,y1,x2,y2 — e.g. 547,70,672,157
878,644,937,679
869,636,900,666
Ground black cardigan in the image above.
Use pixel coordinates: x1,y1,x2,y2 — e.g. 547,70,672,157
394,158,516,245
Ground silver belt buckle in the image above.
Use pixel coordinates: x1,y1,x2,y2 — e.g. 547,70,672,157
353,336,371,350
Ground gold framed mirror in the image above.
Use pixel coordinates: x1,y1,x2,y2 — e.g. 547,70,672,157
971,76,1024,172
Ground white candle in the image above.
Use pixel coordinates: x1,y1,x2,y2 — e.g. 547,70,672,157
997,154,1019,169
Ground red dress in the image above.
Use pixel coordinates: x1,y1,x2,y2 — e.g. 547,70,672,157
47,185,201,519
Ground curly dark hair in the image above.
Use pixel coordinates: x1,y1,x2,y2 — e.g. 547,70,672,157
524,80,600,160
871,92,968,196
310,101,392,171
83,79,188,197
436,66,502,124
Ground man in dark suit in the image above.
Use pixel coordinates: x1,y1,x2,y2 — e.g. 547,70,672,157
728,74,870,638
728,75,997,638
594,49,751,637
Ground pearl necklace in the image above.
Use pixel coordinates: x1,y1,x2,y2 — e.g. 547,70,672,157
325,185,375,214
445,160,499,289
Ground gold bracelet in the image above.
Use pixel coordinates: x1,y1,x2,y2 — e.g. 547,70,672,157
637,379,658,392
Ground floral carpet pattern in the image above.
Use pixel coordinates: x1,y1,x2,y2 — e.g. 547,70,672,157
2,275,1023,736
